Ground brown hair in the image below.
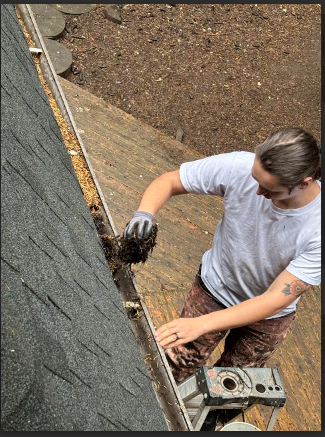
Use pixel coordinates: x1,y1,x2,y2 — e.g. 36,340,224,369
255,127,321,193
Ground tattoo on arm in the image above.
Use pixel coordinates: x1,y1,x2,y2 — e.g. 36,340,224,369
282,279,310,297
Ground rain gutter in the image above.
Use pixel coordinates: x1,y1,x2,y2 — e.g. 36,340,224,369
17,4,193,431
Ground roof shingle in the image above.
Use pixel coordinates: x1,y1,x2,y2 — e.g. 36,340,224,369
1,4,167,431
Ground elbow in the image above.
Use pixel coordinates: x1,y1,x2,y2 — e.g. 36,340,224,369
255,293,292,319
167,169,188,196
261,294,295,318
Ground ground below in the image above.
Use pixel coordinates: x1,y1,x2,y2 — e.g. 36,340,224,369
58,4,321,156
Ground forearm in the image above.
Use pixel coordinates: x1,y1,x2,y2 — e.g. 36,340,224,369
155,260,308,349
137,170,187,216
199,293,287,335
155,294,284,348
199,269,309,335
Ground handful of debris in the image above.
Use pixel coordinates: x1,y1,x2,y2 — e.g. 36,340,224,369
118,225,158,264
91,206,158,271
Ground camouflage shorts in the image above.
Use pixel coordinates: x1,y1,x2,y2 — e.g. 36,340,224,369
165,269,296,383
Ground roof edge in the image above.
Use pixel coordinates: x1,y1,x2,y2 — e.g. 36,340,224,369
16,4,192,431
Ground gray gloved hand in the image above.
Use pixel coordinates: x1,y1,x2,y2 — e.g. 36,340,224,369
124,211,154,239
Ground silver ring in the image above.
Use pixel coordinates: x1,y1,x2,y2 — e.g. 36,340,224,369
175,333,179,341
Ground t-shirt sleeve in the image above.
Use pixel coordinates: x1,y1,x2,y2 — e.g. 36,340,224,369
286,243,321,285
179,152,238,196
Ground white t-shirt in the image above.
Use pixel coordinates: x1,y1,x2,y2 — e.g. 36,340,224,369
180,151,321,318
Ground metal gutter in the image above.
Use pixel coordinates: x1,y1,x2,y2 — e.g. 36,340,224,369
17,4,192,431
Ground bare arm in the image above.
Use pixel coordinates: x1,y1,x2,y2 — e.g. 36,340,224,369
137,169,188,215
155,269,312,348
124,169,187,238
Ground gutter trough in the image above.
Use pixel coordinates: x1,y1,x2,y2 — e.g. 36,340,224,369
17,4,192,431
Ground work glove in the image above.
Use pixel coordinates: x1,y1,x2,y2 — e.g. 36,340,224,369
124,211,154,239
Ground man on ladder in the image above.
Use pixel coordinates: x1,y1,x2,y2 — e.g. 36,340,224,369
124,128,321,430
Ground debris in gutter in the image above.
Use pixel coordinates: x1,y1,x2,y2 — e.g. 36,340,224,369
17,9,192,429
144,353,157,363
29,47,43,54
90,205,158,272
123,301,141,309
123,301,142,320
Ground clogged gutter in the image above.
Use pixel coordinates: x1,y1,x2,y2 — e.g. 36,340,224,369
16,5,192,431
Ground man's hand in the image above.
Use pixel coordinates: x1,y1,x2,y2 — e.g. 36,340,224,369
154,317,205,349
124,211,154,239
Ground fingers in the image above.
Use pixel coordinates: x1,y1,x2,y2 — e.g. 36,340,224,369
124,220,137,238
142,221,153,239
125,219,152,239
154,323,171,340
123,222,130,238
137,220,152,239
157,334,180,349
155,324,180,348
137,220,145,239
155,318,201,349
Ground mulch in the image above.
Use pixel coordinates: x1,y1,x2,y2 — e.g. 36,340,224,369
58,4,321,156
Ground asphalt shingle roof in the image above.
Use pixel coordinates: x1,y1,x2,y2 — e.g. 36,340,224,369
1,4,167,431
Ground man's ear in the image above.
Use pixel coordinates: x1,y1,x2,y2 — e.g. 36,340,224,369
299,177,313,189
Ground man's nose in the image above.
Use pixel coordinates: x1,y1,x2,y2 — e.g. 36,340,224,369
256,186,265,195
